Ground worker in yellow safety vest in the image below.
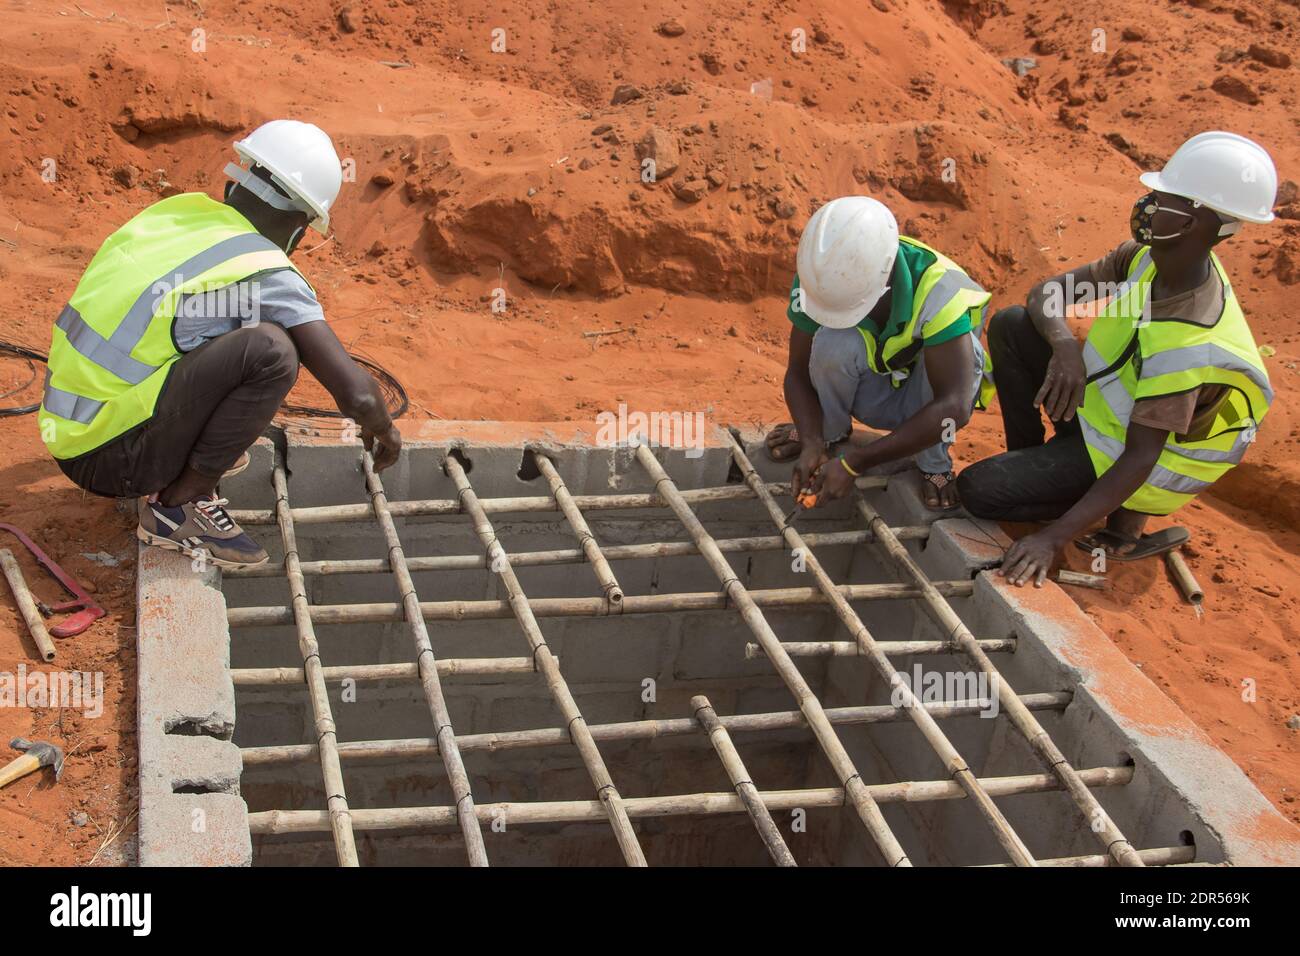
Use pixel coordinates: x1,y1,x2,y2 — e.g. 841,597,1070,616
957,132,1277,585
765,196,996,511
39,120,403,570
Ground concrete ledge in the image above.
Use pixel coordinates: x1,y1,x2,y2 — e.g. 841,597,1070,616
136,546,250,867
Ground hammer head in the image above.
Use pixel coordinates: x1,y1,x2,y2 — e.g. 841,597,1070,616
10,737,64,781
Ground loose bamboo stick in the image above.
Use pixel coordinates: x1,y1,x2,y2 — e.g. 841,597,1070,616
239,692,1073,767
445,453,647,866
1166,549,1203,606
534,454,623,607
726,435,1036,867
363,452,489,866
230,479,885,527
692,695,797,866
0,549,56,662
227,579,975,628
270,452,358,867
247,765,1134,835
1057,569,1107,590
231,656,540,687
745,638,1016,659
633,443,910,866
223,527,932,579
855,495,1146,868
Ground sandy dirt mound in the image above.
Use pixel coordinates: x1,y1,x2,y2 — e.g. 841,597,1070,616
0,0,1297,863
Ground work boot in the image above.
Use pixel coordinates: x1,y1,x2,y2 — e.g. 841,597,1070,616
136,496,269,570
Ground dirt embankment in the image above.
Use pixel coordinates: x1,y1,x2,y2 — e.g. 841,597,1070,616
0,0,1296,864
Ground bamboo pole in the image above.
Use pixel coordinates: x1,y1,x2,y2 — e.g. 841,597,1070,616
363,452,489,866
1056,570,1107,590
231,656,540,687
854,495,1146,868
745,638,1016,659
229,479,886,527
1166,549,1203,606
0,549,56,662
725,434,1036,867
980,845,1195,868
223,527,932,579
633,444,910,866
534,454,623,608
247,765,1135,835
692,695,797,866
240,692,1073,767
444,453,647,866
270,451,358,867
227,579,975,628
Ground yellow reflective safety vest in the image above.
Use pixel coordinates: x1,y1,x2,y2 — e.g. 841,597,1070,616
857,237,996,409
40,194,304,460
1077,246,1273,516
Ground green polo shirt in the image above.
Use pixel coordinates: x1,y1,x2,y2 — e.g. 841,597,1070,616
787,240,974,352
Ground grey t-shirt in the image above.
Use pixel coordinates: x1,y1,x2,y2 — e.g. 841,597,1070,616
172,268,324,352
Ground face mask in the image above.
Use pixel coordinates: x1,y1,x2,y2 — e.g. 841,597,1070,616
1130,192,1197,245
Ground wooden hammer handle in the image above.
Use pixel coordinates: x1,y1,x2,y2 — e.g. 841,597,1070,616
0,753,41,789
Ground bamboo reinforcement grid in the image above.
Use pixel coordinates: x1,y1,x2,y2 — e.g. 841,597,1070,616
230,441,1178,867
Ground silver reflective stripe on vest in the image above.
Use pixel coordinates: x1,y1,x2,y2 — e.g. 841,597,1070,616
55,304,157,385
1144,462,1212,496
1080,415,1126,461
41,367,104,424
107,232,281,354
1139,343,1275,405
914,269,986,338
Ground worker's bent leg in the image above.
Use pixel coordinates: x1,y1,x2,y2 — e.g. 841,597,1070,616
58,324,300,499
807,326,871,445
988,305,1057,451
847,332,986,474
956,433,1096,522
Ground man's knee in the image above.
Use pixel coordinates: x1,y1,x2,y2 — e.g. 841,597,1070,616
808,326,864,385
237,323,300,383
955,460,1001,519
987,305,1030,362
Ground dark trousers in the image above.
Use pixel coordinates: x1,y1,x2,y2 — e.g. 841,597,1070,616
956,306,1096,522
58,324,299,499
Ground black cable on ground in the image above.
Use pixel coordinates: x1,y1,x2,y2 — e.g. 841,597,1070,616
0,339,47,417
278,351,409,421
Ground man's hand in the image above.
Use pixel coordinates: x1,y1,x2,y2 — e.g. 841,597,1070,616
1034,341,1087,422
364,422,402,472
999,530,1065,587
792,442,828,500
812,456,855,501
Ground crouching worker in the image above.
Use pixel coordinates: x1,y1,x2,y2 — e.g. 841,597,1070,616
765,196,994,509
38,120,402,570
957,132,1276,585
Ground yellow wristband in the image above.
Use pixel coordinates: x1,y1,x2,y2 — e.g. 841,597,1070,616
839,455,861,478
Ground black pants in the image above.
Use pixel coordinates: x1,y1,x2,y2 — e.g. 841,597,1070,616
58,324,299,498
956,306,1096,522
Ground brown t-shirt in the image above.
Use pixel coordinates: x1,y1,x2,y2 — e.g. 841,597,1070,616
1087,240,1228,439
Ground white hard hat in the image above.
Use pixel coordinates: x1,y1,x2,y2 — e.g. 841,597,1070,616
1140,131,1277,226
796,196,899,329
224,120,343,233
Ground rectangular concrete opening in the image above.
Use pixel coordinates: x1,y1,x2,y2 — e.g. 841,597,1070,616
189,430,1222,867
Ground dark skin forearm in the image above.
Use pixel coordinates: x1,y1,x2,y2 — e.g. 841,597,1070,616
1025,264,1094,347
1039,422,1166,543
289,322,391,431
783,328,825,454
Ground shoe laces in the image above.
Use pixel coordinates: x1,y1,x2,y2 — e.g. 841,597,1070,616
195,497,236,532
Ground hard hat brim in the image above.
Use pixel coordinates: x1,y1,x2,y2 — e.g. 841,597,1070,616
1139,170,1275,225
799,285,886,331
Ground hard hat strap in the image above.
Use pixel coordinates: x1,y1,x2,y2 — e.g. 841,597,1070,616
223,162,311,218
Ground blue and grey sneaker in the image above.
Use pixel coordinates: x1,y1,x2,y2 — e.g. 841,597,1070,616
136,496,269,570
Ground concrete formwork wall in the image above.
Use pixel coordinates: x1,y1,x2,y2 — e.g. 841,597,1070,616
135,425,1300,866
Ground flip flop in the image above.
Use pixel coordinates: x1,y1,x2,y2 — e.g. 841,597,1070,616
920,469,961,511
1073,526,1189,563
765,423,802,462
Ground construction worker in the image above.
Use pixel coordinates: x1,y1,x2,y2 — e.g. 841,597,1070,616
957,131,1276,585
39,119,402,570
765,196,995,509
